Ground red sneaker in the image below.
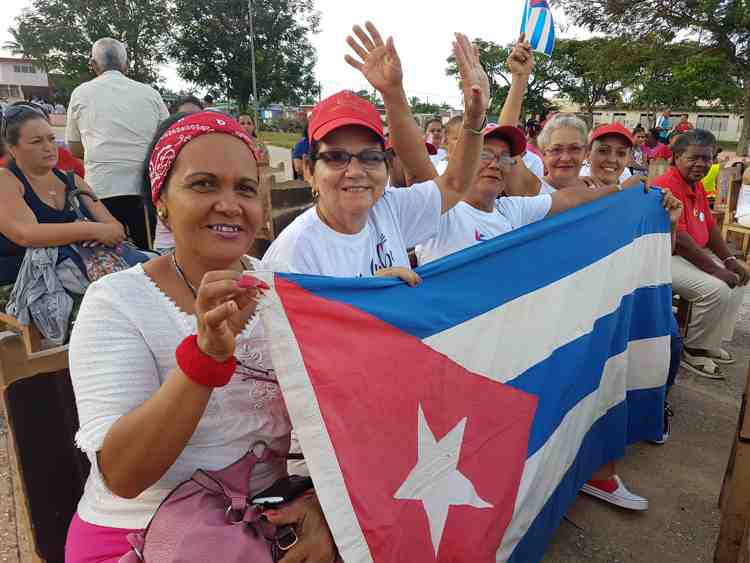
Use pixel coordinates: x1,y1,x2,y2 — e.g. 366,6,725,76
581,475,648,510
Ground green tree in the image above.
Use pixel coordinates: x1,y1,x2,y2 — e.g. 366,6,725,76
556,0,750,154
408,96,451,114
169,0,320,111
553,38,638,124
446,39,562,120
7,0,171,90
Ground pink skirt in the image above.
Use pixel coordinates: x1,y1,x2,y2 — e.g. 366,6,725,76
65,512,142,563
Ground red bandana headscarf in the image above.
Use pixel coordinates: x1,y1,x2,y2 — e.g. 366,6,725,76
149,111,261,205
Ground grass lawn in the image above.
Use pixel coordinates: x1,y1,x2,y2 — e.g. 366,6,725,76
258,131,301,149
718,140,739,153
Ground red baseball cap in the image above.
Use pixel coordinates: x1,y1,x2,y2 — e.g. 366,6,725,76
308,90,385,144
589,123,634,147
483,124,527,157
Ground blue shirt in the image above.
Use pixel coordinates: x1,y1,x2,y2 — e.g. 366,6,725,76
292,138,310,159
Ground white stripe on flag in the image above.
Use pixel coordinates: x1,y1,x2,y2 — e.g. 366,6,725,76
526,10,541,41
536,21,551,55
423,233,672,384
260,272,374,563
497,336,669,560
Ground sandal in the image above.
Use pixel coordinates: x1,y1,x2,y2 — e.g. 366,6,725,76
681,351,725,379
706,348,735,365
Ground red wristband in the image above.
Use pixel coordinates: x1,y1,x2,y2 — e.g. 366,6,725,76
176,335,237,388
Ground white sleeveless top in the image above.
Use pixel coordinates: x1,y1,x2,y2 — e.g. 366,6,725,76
69,258,292,529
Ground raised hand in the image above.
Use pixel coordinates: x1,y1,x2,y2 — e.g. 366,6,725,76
453,33,490,125
345,21,403,96
507,32,534,76
195,271,266,362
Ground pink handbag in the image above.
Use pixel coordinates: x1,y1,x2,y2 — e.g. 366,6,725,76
119,442,290,563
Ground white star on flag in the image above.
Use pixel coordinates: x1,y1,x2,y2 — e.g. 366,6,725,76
394,403,493,556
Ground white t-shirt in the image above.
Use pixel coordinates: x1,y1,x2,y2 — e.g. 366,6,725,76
737,184,750,219
579,164,632,184
523,151,545,179
263,180,442,276
435,158,448,176
415,195,552,265
539,179,557,194
70,259,291,529
431,148,448,163
66,70,169,199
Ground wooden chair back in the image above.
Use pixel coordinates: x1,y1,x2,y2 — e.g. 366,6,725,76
0,333,87,563
648,160,669,183
721,163,750,261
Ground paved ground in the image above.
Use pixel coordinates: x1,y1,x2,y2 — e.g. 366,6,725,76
1,255,748,561
543,289,750,562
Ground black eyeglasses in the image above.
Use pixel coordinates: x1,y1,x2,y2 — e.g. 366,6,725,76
312,149,390,170
1,104,48,138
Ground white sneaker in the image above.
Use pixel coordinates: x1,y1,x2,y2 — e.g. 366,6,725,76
580,475,648,511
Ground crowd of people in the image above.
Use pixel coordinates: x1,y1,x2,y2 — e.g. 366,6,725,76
0,22,749,563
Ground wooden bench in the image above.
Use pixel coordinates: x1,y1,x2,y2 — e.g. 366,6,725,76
0,312,44,355
251,174,313,258
716,361,750,562
0,332,88,563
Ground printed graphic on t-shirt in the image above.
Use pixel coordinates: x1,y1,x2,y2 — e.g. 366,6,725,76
475,229,490,242
370,232,395,275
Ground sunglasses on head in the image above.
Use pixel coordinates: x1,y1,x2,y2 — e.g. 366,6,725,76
1,104,48,139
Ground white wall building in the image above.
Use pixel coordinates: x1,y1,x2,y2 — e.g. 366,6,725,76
588,109,744,143
0,57,50,102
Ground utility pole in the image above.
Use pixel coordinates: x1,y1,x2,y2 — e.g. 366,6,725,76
248,0,259,122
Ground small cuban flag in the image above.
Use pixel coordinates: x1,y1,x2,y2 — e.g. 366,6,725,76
521,0,556,56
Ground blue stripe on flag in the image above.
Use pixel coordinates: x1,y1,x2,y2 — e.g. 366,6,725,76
508,284,672,455
627,386,666,443
520,0,529,34
530,9,548,50
279,189,670,341
544,24,556,56
508,399,630,563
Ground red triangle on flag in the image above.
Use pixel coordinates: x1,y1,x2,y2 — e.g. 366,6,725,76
277,278,538,562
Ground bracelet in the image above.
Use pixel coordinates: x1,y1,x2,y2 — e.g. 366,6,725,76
723,256,738,264
176,335,237,388
463,115,488,135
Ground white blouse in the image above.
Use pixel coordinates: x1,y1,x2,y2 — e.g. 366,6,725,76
69,259,291,529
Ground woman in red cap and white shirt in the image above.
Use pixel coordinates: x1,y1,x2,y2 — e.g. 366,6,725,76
263,23,490,281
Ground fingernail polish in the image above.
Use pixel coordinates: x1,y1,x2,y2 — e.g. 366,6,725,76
238,275,270,290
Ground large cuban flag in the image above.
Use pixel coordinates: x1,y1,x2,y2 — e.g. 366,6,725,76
259,188,672,562
521,0,556,56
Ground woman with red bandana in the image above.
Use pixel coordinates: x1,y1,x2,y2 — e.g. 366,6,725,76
65,111,335,562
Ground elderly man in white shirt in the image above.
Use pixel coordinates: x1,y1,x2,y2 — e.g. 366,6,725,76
66,37,168,249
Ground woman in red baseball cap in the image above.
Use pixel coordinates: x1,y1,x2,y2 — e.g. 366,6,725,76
264,23,490,281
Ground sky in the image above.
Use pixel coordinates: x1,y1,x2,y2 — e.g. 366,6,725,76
0,0,575,108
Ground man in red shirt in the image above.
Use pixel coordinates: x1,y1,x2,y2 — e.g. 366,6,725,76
653,129,748,378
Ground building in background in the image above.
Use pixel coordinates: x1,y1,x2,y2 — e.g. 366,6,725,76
553,99,744,144
0,57,50,102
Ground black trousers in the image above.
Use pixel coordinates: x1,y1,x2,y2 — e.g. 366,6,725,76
101,195,153,250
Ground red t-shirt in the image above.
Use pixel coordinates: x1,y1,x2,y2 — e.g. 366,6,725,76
653,166,715,248
0,146,85,178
